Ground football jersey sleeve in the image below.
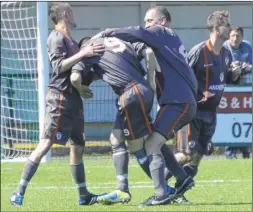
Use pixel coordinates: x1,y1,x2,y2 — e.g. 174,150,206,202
132,42,147,61
103,26,161,48
47,33,68,75
187,44,202,70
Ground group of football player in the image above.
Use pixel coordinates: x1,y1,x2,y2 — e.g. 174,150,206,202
11,2,242,207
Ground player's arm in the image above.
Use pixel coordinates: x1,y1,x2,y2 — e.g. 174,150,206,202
132,42,158,91
242,42,252,73
48,35,104,74
102,26,161,49
71,62,93,99
187,44,202,75
227,52,241,84
143,47,160,92
70,71,82,91
247,44,252,71
91,31,106,40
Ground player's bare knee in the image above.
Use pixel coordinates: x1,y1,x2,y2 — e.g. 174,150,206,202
144,132,165,155
110,129,125,146
70,144,84,156
110,129,125,153
110,129,127,155
70,144,84,165
29,138,53,162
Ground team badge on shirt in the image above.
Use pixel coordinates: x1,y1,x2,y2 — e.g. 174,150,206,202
56,132,62,140
225,57,229,65
220,72,224,82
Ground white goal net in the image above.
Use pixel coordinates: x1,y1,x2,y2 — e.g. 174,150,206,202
1,2,47,161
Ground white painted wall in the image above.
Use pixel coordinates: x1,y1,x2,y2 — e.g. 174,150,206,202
158,2,252,49
58,1,252,50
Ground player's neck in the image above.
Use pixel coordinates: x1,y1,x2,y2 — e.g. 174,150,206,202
209,35,224,55
55,21,71,39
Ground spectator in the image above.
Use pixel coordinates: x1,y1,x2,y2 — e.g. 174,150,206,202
223,26,252,159
224,26,252,85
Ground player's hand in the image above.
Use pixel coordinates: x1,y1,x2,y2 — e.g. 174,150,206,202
242,62,248,69
233,61,241,67
229,63,241,81
229,62,240,71
80,43,105,57
79,85,93,99
198,91,215,103
241,62,250,72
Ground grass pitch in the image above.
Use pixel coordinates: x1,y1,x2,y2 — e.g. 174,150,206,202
1,157,252,211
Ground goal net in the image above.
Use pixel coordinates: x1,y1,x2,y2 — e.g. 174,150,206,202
1,2,39,161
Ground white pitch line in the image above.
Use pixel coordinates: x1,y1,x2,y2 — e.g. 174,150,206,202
1,179,251,190
2,179,251,186
0,184,249,190
98,179,252,184
1,164,145,170
185,179,252,183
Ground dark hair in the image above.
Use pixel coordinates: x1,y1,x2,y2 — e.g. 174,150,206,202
48,2,68,25
151,6,171,22
206,10,230,32
79,37,92,48
230,26,244,36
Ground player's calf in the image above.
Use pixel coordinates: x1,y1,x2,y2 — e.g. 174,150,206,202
69,144,107,205
129,138,176,194
10,137,53,206
144,132,167,191
172,176,195,199
133,149,151,178
164,151,191,181
110,130,130,193
183,163,198,178
69,144,91,204
128,136,152,178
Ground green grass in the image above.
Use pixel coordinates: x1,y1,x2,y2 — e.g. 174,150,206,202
1,158,252,211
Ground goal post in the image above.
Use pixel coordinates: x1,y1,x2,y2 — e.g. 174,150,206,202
37,2,50,162
1,1,50,162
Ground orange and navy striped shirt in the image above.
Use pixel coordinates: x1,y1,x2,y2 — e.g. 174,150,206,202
187,39,236,112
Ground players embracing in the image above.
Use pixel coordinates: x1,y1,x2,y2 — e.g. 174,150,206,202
94,7,242,206
10,2,242,208
95,5,198,206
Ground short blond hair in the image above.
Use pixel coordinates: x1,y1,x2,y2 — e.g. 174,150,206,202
48,2,69,24
206,10,230,32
